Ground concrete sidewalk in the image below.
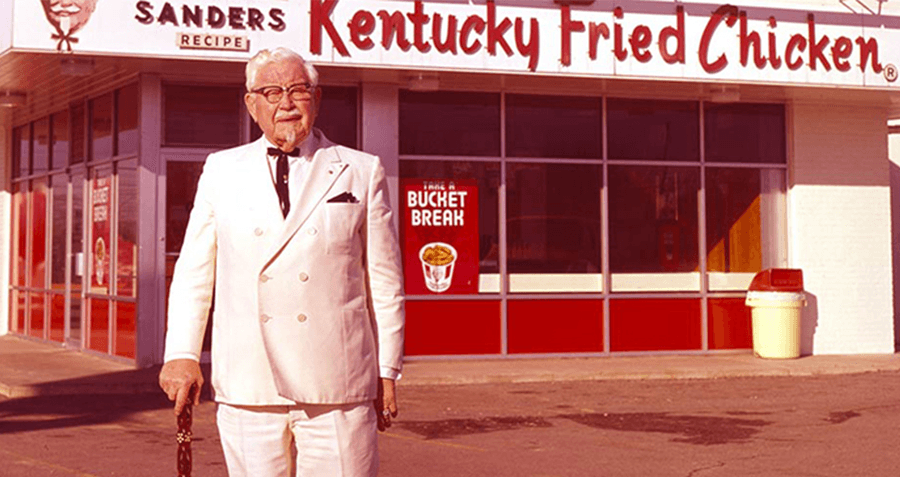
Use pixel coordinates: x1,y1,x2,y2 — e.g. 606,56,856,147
2,334,900,398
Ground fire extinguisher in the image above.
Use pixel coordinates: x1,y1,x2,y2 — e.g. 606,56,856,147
658,221,680,271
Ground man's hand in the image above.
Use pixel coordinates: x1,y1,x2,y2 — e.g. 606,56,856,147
159,359,204,416
374,378,398,431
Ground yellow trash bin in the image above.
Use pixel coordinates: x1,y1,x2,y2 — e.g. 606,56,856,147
745,291,806,359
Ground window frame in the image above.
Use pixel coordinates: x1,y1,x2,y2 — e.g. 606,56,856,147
398,89,789,356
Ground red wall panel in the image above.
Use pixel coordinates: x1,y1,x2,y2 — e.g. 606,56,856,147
115,301,136,359
406,300,501,356
89,298,109,353
14,290,25,333
29,292,46,339
610,299,702,351
708,298,752,350
508,299,603,353
49,293,65,342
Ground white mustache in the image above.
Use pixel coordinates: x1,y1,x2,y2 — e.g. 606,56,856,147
50,5,81,14
275,113,302,121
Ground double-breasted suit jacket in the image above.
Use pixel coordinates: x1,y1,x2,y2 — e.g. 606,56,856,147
164,129,405,406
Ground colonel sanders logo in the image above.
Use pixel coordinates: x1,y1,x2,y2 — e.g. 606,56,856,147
40,0,99,52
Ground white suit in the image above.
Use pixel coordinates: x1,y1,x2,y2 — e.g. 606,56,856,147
164,129,404,407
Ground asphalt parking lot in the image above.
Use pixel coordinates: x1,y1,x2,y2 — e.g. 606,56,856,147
2,370,899,477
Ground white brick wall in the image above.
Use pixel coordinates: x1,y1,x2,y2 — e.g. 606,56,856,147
889,127,900,350
791,103,895,354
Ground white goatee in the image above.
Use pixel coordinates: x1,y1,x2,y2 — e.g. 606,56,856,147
282,130,298,151
59,16,71,35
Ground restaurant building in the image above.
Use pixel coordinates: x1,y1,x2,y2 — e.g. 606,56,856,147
1,0,898,366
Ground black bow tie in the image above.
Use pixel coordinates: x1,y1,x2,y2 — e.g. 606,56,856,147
267,147,301,157
267,148,299,218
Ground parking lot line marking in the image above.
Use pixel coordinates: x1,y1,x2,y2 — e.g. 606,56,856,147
382,431,486,452
0,448,99,477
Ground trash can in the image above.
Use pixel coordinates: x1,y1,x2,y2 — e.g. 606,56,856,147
745,269,806,359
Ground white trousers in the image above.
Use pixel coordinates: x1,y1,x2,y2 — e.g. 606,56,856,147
216,401,378,477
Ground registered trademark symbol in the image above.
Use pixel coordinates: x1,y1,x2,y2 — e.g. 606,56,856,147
885,64,899,82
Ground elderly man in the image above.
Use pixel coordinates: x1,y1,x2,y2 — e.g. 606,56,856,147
159,47,405,477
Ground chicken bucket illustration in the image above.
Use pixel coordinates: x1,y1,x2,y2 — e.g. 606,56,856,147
419,242,457,293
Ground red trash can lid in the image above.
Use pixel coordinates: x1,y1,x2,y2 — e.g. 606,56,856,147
748,269,803,292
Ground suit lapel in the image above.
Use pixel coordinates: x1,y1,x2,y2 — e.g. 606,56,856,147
262,134,348,268
240,138,283,226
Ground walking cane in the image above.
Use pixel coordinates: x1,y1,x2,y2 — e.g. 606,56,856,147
176,399,193,477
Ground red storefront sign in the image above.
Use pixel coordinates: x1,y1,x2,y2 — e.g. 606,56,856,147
402,179,479,295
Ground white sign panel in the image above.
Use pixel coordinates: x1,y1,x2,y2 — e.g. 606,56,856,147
0,0,13,54
11,0,900,89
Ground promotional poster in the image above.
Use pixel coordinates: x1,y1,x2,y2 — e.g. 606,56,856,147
402,179,479,295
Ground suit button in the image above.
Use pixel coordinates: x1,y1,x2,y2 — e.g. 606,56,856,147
260,274,270,283
307,227,317,236
260,314,272,323
297,314,308,323
254,227,264,236
298,272,309,282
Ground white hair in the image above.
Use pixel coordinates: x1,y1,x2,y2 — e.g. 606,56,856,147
245,48,319,91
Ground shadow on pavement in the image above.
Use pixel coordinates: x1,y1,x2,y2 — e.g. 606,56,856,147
399,412,772,445
0,393,172,434
0,364,213,435
400,416,553,440
559,412,772,445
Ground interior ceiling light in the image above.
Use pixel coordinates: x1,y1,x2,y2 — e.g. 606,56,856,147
707,85,741,103
0,91,26,108
60,57,95,76
407,73,440,92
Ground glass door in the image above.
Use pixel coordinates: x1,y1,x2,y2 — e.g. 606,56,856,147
162,151,215,356
67,168,85,346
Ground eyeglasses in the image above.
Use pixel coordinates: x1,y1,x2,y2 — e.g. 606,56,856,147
250,83,316,104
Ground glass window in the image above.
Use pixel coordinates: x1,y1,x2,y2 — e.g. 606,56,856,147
116,159,139,298
31,178,49,290
506,94,601,159
164,160,215,353
400,160,501,277
71,104,86,164
164,84,242,147
13,125,29,178
506,163,602,292
89,166,113,295
90,94,114,161
166,162,206,254
12,182,28,287
706,167,786,290
50,174,68,291
33,118,50,174
51,112,69,170
400,91,500,156
705,103,786,163
608,165,700,291
607,98,699,161
316,86,358,148
117,84,139,156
